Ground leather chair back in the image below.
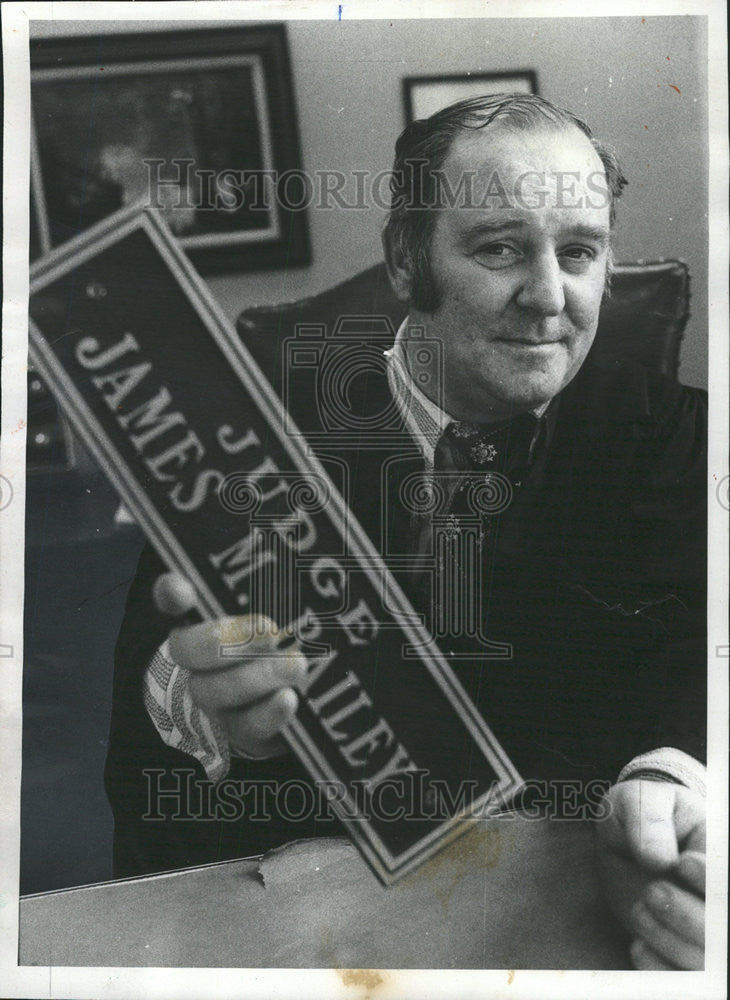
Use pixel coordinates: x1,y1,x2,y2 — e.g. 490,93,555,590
237,260,690,382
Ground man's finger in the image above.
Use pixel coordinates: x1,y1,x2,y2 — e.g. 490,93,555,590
168,615,281,671
631,899,704,970
641,878,705,948
675,851,706,896
189,650,308,710
223,688,298,756
630,939,676,971
230,732,289,760
153,573,198,617
614,780,680,870
673,792,707,854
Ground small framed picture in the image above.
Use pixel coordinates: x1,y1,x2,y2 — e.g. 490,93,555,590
403,70,538,122
30,26,310,273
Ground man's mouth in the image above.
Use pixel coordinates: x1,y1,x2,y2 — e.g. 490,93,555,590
496,337,564,347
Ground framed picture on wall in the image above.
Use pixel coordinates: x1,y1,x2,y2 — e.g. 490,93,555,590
30,25,310,274
403,70,537,122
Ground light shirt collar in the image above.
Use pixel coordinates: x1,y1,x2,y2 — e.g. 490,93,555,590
385,318,551,468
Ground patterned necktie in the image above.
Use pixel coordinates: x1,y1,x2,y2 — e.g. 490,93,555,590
441,410,541,480
426,411,543,649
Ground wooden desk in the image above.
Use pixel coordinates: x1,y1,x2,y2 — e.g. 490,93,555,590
19,817,629,968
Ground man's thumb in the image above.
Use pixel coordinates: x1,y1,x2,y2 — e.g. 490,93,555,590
620,779,680,871
153,572,198,618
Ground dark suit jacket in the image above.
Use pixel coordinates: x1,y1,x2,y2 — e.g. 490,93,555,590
105,343,707,878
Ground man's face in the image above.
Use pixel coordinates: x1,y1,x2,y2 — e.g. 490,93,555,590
408,124,612,421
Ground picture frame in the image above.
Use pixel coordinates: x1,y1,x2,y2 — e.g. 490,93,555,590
30,26,311,274
403,70,538,122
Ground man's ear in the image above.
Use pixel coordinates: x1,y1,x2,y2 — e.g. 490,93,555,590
381,229,412,303
602,246,615,301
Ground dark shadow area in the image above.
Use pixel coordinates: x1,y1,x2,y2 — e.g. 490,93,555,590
22,460,145,894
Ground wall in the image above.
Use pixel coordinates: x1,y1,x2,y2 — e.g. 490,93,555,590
31,16,709,388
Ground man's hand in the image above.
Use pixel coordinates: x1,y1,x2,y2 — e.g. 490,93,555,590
596,778,705,970
153,572,307,759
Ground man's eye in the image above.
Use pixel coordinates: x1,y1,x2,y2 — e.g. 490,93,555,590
473,243,519,264
561,246,595,262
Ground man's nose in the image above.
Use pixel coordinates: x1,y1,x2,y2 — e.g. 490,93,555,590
515,255,565,316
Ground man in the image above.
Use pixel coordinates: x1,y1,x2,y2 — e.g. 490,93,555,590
106,94,706,969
